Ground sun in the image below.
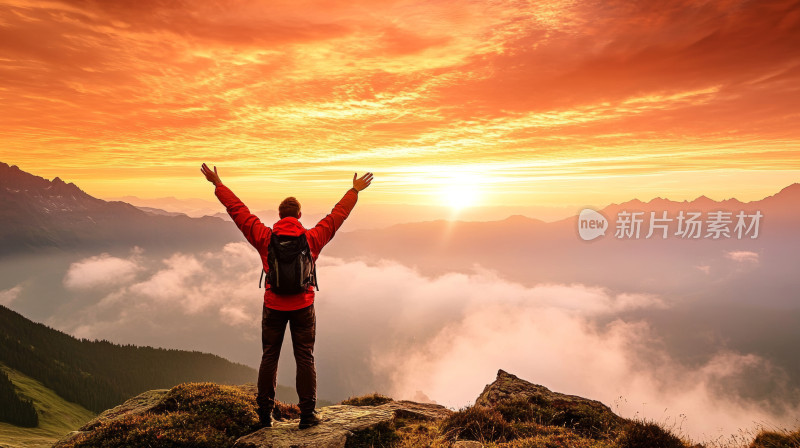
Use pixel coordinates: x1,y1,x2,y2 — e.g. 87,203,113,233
439,174,481,210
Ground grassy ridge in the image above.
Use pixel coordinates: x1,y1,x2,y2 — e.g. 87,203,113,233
0,365,95,448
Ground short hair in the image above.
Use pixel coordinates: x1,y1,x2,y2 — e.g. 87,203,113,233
279,197,301,219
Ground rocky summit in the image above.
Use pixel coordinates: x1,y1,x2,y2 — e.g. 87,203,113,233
52,383,452,448
51,369,798,448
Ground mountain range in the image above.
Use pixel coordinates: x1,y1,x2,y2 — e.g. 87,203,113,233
0,162,239,257
325,182,800,293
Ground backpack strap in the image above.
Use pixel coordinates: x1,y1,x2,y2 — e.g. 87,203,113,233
302,233,320,291
312,254,319,291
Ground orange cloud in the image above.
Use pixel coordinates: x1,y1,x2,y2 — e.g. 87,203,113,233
0,0,798,206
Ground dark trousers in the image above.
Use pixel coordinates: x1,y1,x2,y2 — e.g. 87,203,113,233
256,304,317,416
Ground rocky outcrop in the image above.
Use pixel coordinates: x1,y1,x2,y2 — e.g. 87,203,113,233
476,369,624,437
52,370,631,448
234,401,450,448
477,369,617,414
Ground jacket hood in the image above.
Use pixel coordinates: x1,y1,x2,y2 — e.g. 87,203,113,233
272,216,306,236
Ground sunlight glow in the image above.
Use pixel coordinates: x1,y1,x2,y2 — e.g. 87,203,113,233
440,174,482,210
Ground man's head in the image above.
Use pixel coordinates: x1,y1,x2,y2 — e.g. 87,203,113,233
279,196,301,219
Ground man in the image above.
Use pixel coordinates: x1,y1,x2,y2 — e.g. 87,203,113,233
200,163,373,429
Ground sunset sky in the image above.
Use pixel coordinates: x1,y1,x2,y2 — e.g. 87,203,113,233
1,0,799,212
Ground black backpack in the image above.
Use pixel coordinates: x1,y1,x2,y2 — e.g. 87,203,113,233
259,233,319,295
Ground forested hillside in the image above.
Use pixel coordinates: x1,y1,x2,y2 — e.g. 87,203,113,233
0,305,256,415
0,369,38,427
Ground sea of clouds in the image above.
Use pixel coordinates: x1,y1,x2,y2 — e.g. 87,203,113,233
1,242,794,442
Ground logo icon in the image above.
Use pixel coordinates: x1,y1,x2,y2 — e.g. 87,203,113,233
578,209,608,241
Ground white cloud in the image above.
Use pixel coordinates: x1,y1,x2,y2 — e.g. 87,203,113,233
128,254,206,308
220,305,255,326
726,250,759,263
69,243,263,328
0,285,22,306
64,252,142,290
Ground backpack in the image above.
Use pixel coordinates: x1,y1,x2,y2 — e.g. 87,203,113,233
259,233,319,295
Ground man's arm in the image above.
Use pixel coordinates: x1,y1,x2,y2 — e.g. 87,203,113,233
306,172,373,253
201,163,271,251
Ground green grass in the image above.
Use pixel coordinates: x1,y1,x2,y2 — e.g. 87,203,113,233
0,364,95,448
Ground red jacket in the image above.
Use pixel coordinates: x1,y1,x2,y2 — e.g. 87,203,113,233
215,184,359,311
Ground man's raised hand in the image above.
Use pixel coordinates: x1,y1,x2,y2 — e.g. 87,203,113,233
201,163,222,186
353,172,373,192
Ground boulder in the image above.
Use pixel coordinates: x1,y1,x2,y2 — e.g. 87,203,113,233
476,369,624,437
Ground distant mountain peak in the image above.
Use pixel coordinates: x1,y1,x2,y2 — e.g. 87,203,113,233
0,161,239,255
777,182,800,195
1,162,93,203
758,182,800,205
502,214,547,226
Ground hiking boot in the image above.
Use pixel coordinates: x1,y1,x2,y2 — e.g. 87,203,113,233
298,412,321,429
257,407,272,428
